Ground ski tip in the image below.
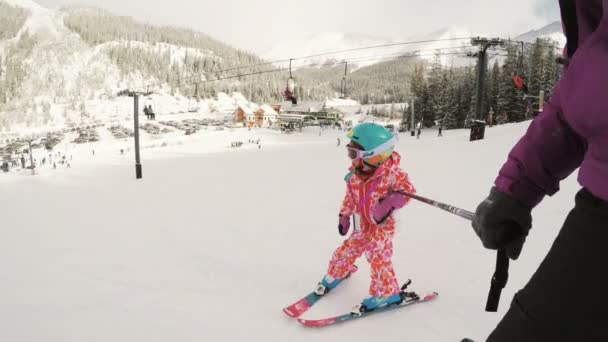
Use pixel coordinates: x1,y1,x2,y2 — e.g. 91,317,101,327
283,307,299,318
422,292,439,301
297,317,337,327
283,298,313,318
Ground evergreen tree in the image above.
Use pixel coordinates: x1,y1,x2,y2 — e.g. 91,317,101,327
527,38,545,102
419,82,433,127
487,61,501,118
441,69,459,129
427,54,443,121
0,2,30,40
497,46,525,122
542,45,561,97
409,63,432,126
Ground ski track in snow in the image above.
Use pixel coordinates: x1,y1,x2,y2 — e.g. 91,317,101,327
0,122,579,342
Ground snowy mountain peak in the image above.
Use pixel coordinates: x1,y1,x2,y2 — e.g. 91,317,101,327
515,21,565,47
264,27,482,69
263,31,395,68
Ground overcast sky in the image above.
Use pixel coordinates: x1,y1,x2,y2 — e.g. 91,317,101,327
35,0,561,54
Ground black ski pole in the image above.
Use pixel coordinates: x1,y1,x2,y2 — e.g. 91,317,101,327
485,250,509,312
396,190,509,312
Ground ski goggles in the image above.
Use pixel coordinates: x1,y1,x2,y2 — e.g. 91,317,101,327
346,136,397,161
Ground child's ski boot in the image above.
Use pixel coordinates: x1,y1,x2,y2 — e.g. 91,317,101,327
314,265,358,296
351,279,417,316
350,293,403,316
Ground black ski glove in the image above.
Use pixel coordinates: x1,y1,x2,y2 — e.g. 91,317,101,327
472,187,533,260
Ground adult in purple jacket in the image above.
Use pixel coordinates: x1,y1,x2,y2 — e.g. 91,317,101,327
472,1,608,341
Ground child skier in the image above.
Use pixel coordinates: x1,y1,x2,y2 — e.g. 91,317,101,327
315,122,416,314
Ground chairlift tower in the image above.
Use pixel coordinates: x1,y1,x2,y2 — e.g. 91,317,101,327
469,37,507,141
117,89,152,179
470,37,507,122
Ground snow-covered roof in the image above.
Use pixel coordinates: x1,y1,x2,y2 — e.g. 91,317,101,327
281,101,325,113
258,104,278,116
235,105,254,115
325,98,359,107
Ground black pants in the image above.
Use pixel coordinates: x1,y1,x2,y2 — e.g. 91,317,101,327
488,188,608,341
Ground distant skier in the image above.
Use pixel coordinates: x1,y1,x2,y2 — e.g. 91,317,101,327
337,137,341,146
416,121,422,139
470,1,608,341
148,105,156,120
438,125,443,137
315,123,416,314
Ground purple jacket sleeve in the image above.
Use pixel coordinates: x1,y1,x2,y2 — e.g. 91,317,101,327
495,83,587,208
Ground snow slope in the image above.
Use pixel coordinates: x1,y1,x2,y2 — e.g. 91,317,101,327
0,2,128,130
2,0,44,13
0,120,579,341
95,41,220,67
0,2,234,132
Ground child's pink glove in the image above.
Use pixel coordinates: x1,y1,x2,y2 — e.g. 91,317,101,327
373,192,406,224
338,214,350,236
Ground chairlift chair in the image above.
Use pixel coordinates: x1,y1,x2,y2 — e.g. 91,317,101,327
339,62,348,99
282,59,298,105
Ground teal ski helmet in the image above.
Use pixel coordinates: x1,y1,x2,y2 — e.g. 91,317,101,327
346,122,396,166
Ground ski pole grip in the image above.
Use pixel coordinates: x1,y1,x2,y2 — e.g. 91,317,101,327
485,250,509,312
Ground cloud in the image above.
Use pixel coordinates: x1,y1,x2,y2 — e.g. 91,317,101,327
533,0,561,21
33,0,564,53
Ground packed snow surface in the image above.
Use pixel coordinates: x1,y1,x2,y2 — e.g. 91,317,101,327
0,121,579,341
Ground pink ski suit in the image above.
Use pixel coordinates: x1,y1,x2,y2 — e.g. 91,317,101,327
326,151,416,297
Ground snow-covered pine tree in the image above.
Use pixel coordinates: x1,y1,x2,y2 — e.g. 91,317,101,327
427,54,443,122
487,61,501,121
527,38,545,101
497,46,525,122
542,44,561,97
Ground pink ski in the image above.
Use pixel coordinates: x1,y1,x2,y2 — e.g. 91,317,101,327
283,265,358,318
297,291,438,327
